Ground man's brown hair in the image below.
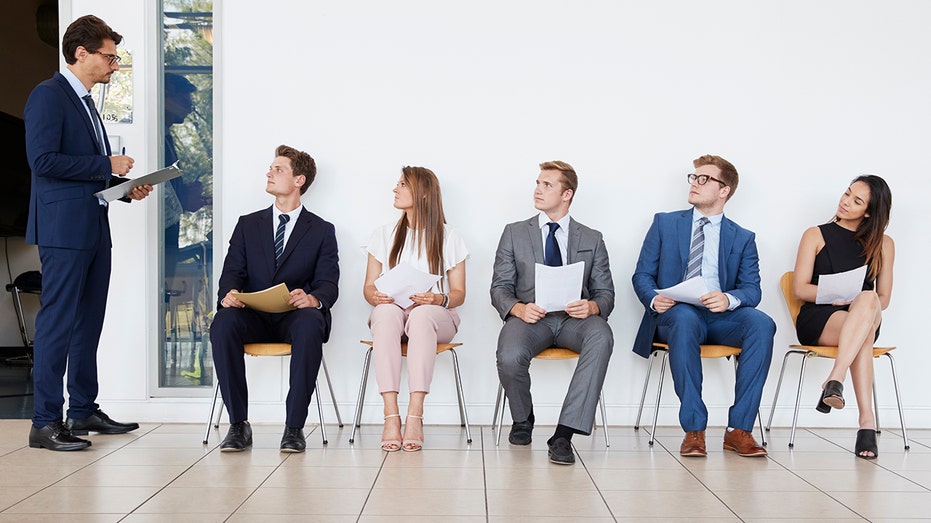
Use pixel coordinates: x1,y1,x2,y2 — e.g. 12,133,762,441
276,144,316,195
693,154,738,200
539,160,578,201
62,15,122,65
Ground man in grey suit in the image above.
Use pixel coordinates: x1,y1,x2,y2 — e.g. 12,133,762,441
491,161,615,465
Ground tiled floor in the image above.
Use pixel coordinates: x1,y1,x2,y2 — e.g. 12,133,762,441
0,419,928,521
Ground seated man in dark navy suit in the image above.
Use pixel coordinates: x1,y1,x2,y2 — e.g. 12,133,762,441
211,145,339,453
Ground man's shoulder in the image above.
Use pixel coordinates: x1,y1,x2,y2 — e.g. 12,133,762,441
722,215,756,239
503,215,536,229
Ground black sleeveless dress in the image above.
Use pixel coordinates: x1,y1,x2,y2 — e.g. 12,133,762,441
795,222,875,345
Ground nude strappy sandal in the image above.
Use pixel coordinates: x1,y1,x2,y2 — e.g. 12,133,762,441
381,414,402,452
402,415,424,452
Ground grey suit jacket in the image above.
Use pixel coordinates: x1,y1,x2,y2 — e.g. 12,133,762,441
490,215,615,321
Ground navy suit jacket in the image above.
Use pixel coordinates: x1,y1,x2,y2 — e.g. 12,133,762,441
24,72,126,249
217,206,340,342
631,209,763,358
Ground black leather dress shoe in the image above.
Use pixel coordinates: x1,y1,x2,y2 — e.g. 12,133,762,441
29,421,92,451
508,419,534,446
280,427,306,453
220,421,253,452
66,409,139,435
547,437,575,465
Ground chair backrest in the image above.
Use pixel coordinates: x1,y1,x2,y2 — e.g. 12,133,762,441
780,271,802,327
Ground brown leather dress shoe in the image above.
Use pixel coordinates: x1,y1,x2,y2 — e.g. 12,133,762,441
680,430,706,457
723,428,767,457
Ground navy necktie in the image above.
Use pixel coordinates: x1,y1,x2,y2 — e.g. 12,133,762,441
544,222,562,267
275,214,290,265
685,217,709,280
82,94,105,155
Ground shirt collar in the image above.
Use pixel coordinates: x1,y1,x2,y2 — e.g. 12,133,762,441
61,67,91,98
692,208,723,226
538,212,571,231
273,205,303,223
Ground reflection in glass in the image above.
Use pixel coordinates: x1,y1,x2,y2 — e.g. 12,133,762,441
159,1,213,389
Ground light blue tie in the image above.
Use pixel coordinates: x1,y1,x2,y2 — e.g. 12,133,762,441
685,217,709,280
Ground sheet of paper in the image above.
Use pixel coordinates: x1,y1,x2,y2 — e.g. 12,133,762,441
231,283,296,313
655,276,709,307
93,163,183,202
374,262,442,309
534,261,584,312
815,265,868,304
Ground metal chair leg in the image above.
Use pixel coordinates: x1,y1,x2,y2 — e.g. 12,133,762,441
766,349,797,430
599,392,610,447
349,347,373,444
648,350,669,445
872,377,882,434
788,353,810,448
448,349,472,443
491,382,503,430
321,356,343,427
315,379,328,445
883,352,910,449
634,350,658,430
495,383,507,446
203,382,222,444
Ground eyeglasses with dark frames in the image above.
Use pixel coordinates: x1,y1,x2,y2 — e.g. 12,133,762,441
687,173,728,187
93,51,122,66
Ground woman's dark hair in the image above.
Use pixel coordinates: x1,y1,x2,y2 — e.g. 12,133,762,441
848,175,892,280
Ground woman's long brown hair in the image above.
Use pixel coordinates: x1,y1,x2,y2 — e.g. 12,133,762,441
838,175,892,280
389,166,447,289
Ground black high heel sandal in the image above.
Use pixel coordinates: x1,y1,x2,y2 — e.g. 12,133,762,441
816,380,845,413
855,429,878,459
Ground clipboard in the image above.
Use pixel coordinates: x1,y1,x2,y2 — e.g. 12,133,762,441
94,163,183,202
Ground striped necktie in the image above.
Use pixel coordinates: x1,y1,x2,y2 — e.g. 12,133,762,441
275,214,290,265
684,217,709,280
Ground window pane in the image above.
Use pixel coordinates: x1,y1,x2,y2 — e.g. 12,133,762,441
159,0,213,389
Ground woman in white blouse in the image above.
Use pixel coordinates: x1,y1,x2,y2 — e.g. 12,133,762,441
363,166,468,452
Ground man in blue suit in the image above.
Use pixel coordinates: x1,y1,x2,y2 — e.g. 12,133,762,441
25,15,152,451
211,145,339,453
632,155,774,458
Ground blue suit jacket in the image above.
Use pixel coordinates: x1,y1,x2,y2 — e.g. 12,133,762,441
216,206,340,342
25,72,126,249
630,209,763,357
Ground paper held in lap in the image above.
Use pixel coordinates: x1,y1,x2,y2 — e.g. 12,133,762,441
93,163,183,202
374,262,442,309
655,276,708,307
534,262,584,312
231,283,296,313
815,265,867,304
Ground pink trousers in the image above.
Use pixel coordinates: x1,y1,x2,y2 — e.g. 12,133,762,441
369,304,460,394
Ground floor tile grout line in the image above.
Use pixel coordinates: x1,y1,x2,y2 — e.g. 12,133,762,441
574,441,619,522
355,429,390,522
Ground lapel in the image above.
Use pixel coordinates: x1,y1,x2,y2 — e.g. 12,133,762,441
525,216,545,265
54,72,106,154
277,208,312,272
676,209,693,275
718,215,733,287
566,218,580,264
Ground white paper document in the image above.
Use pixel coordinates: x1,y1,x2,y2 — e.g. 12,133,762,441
374,262,442,309
815,265,867,305
655,276,709,307
534,262,584,312
94,163,183,202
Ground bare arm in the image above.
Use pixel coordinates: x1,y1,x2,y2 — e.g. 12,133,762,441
793,226,824,303
363,253,393,306
875,235,895,310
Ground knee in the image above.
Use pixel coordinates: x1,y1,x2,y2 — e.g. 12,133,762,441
289,309,325,342
406,306,440,329
853,291,882,314
496,345,530,376
210,308,244,341
584,319,614,356
370,304,403,329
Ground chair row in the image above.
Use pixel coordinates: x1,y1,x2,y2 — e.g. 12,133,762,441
203,271,909,450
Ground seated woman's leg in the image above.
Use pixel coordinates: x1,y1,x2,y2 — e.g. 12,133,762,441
822,291,882,385
369,304,406,450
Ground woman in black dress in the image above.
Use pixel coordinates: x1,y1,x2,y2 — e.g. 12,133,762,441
793,175,893,458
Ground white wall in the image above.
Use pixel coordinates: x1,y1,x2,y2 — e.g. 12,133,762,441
77,0,931,430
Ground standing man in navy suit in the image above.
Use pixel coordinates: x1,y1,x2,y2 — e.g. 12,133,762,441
25,15,152,451
632,155,774,458
211,145,339,453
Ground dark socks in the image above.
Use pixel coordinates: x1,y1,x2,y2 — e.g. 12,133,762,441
548,424,575,445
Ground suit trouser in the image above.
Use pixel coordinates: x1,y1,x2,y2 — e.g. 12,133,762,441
369,304,460,394
210,307,326,428
656,304,775,432
496,313,613,434
32,206,110,427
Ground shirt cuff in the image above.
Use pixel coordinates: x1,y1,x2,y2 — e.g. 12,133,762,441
725,293,740,311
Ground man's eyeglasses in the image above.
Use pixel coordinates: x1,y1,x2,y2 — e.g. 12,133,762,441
687,173,727,186
94,51,121,66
